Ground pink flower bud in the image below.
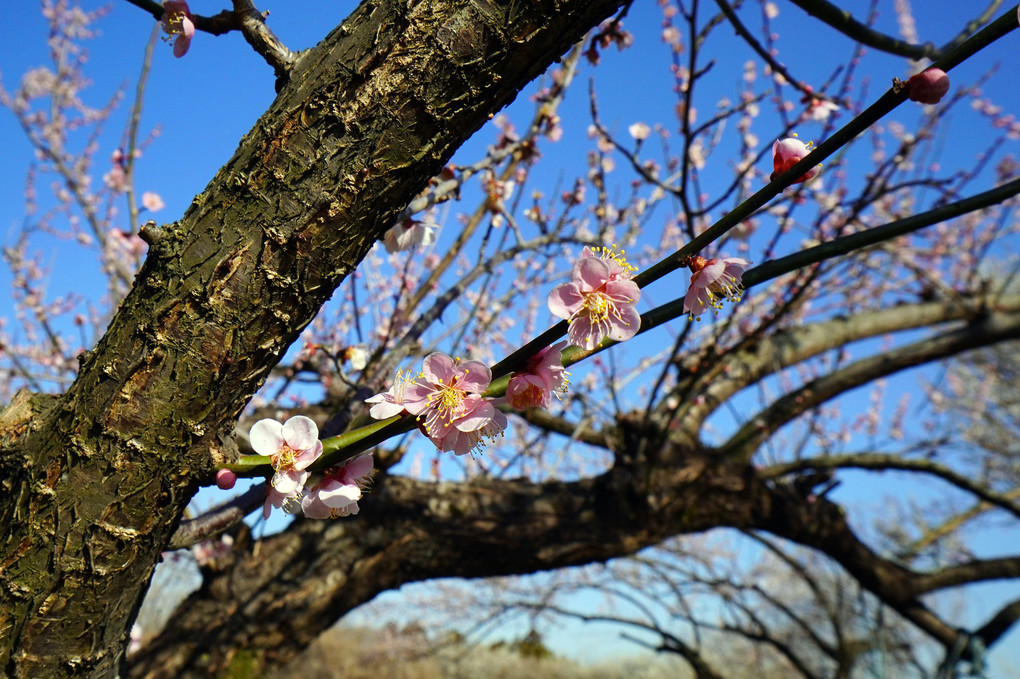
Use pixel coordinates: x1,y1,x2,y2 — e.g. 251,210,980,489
215,469,237,490
906,68,949,105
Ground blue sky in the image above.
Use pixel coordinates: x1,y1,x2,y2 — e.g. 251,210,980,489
2,0,1020,674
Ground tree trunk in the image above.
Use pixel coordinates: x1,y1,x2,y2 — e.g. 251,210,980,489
0,0,625,676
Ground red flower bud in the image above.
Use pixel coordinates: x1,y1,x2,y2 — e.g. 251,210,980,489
906,68,950,105
216,468,237,490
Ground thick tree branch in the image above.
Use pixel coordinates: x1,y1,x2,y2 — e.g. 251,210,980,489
0,0,628,675
975,597,1020,648
760,453,1020,519
912,557,1020,596
134,386,1020,679
720,308,1020,461
753,485,989,661
674,294,1020,434
131,452,759,677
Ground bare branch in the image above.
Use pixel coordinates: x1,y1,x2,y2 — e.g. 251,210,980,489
722,308,1020,461
761,453,1020,519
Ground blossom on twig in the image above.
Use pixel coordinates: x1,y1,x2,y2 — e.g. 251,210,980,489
548,247,641,350
683,255,750,320
383,217,436,253
367,353,508,455
507,341,568,410
301,454,374,519
403,353,507,455
160,0,195,58
250,415,323,518
770,135,821,183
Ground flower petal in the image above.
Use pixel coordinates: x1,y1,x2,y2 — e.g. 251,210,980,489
456,360,492,393
696,259,726,288
341,454,374,482
574,257,611,291
282,415,319,451
548,282,583,319
684,285,709,316
272,469,309,495
292,441,323,470
319,482,362,505
367,399,405,419
249,419,284,456
568,315,601,350
421,352,457,384
608,304,641,341
603,278,640,304
453,399,496,432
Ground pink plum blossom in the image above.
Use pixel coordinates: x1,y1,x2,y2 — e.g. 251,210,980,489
427,406,507,455
906,68,950,105
799,86,839,122
301,454,374,519
396,353,508,455
548,249,641,350
365,370,412,419
683,255,750,319
250,415,323,517
770,136,821,183
141,191,165,212
507,340,568,409
161,0,195,58
384,217,436,253
103,160,127,193
263,486,294,519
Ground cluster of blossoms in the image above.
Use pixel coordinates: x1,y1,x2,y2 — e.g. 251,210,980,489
584,18,633,65
683,255,750,320
160,0,195,58
247,415,373,519
366,344,572,455
367,353,508,455
548,247,641,350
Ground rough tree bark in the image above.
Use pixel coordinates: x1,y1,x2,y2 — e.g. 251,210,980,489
0,0,627,676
